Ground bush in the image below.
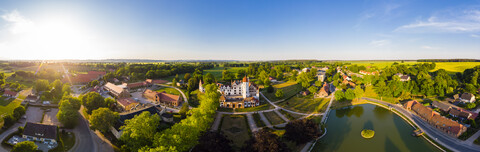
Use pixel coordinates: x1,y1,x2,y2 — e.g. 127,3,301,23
361,129,375,139
12,141,37,152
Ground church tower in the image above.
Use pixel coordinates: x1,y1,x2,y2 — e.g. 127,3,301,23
242,76,249,98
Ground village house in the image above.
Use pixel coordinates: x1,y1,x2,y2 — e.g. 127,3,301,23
104,82,131,98
201,76,260,108
459,93,476,103
143,89,183,107
316,83,330,98
317,70,326,82
359,70,379,75
395,73,411,81
22,122,57,144
117,98,140,111
2,90,18,98
301,90,310,96
302,68,311,73
268,77,277,83
24,94,40,103
404,100,467,137
432,101,452,113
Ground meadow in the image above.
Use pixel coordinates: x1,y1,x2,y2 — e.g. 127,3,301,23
345,61,480,72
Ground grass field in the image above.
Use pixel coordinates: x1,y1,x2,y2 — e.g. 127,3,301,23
277,95,330,113
263,111,285,125
429,62,480,72
154,87,180,95
0,97,22,117
235,103,274,112
345,61,417,69
220,115,251,150
263,81,302,102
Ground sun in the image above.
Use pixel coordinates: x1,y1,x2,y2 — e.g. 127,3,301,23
1,13,106,60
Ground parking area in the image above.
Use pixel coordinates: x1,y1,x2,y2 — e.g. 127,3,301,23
7,135,57,152
25,106,44,123
130,92,153,105
42,108,61,126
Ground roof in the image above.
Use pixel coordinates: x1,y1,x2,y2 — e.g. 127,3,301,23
23,122,57,140
460,93,474,100
242,76,248,82
157,92,181,102
149,79,168,84
143,89,158,99
431,114,465,136
105,82,125,94
161,113,173,118
127,82,147,89
117,98,139,107
25,94,38,100
3,90,17,96
432,101,451,112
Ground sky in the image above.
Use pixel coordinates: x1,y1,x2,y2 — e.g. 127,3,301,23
0,0,479,60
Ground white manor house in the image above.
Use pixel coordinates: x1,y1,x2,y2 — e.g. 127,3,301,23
199,76,260,108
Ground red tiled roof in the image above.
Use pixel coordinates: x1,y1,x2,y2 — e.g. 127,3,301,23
3,90,17,96
157,92,180,102
117,98,139,107
127,82,147,89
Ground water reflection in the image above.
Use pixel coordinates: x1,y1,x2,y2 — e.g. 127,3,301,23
334,106,364,118
373,105,391,120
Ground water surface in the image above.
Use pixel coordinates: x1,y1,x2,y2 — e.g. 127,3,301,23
312,104,440,152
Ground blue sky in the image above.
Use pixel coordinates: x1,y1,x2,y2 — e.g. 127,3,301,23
0,0,479,60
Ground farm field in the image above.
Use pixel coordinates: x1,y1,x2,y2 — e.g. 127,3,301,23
278,95,330,113
345,61,417,69
263,111,285,125
263,81,302,102
220,115,251,151
428,62,480,72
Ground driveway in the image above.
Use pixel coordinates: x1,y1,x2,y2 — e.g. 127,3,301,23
25,106,44,123
42,108,61,126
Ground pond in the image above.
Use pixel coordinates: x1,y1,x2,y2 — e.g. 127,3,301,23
312,104,441,152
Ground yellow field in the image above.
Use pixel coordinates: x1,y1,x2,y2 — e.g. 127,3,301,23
429,62,480,72
345,61,480,72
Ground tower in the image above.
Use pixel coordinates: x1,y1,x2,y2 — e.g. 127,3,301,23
242,76,249,98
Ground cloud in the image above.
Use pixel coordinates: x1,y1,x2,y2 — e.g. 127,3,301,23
369,39,390,47
421,45,439,50
471,34,480,38
1,10,35,34
395,8,480,33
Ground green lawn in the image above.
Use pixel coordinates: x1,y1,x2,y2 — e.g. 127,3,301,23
0,98,22,117
235,103,274,112
154,87,180,95
220,115,251,151
263,81,302,102
263,111,285,125
51,132,76,152
278,95,330,113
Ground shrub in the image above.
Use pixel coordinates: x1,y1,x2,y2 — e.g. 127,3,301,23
361,129,375,139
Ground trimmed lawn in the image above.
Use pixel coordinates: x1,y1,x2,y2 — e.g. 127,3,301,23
235,103,274,112
220,115,251,151
51,132,76,152
154,87,180,95
263,81,302,102
263,111,285,125
279,109,303,120
252,113,266,127
0,98,22,117
278,95,330,113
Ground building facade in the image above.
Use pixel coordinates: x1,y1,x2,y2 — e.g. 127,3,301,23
200,76,260,108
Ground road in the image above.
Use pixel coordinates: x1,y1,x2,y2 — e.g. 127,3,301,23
362,97,480,152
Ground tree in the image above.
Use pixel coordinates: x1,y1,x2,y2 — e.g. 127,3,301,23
34,79,49,93
241,129,289,152
266,85,274,93
13,106,26,120
184,73,192,82
80,92,106,114
275,89,284,99
12,141,37,152
193,131,233,152
90,108,119,132
285,119,320,144
172,78,177,87
203,73,215,84
179,102,190,118
465,84,477,94
354,87,364,100
308,86,318,94
335,91,345,101
57,97,81,128
2,115,16,128
344,88,355,101
62,83,72,95
466,103,477,109
121,111,161,152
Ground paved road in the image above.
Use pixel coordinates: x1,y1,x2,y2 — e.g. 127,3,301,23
362,97,480,152
246,114,259,132
0,120,26,151
211,113,223,131
69,115,96,152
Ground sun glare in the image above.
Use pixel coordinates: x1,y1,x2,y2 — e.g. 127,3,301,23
2,14,105,60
